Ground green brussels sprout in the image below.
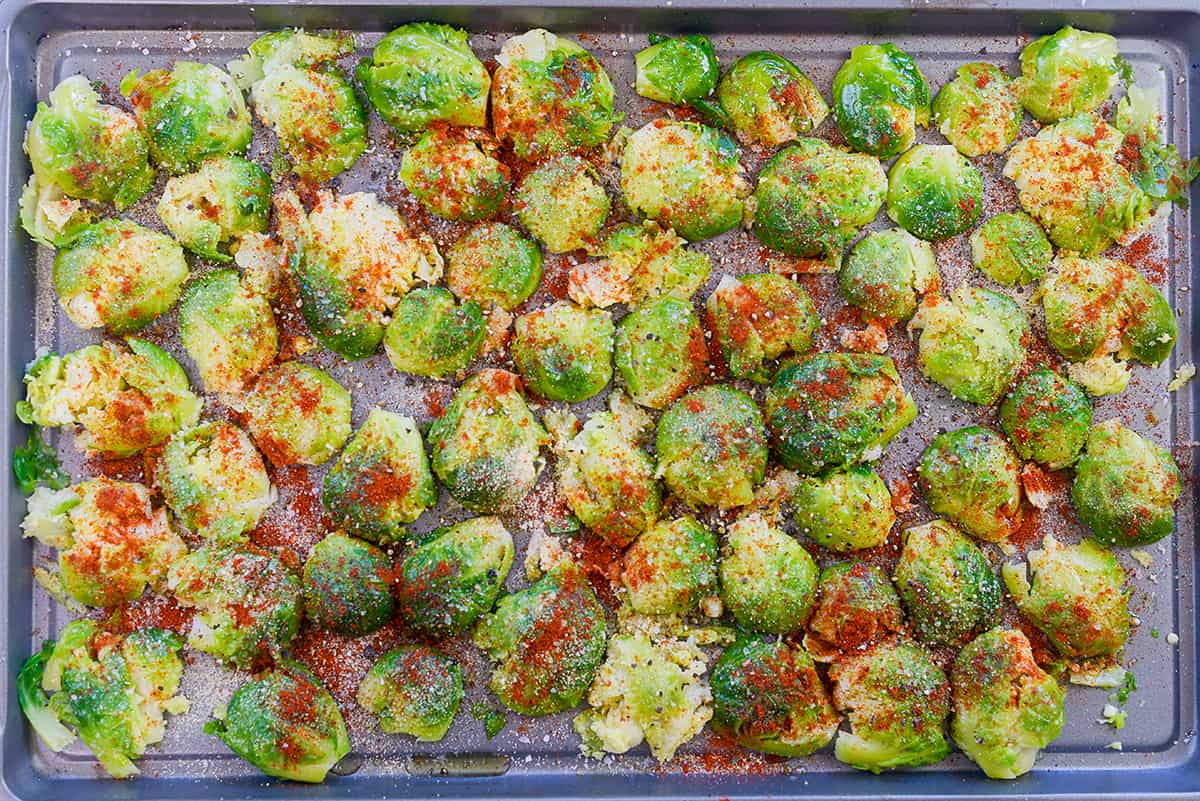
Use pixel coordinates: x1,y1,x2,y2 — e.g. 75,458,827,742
839,227,938,322
970,212,1052,287
396,516,514,637
885,144,983,241
1019,27,1120,123
156,421,273,542
515,155,610,255
720,513,818,634
120,61,253,174
445,223,543,311
18,175,93,248
635,34,720,108
53,219,188,333
545,393,661,546
512,301,614,402
1002,534,1130,659
25,75,154,209
805,562,905,660
474,562,607,716
793,466,894,552
178,268,278,394
707,273,818,381
710,637,839,757
322,408,438,545
21,479,186,607
893,520,1002,646
830,640,950,772
918,426,1023,543
276,189,443,359
428,369,550,513
765,352,916,475
303,533,395,636
717,51,829,147
570,222,711,309
19,620,187,778
909,286,1028,406
17,338,201,457
753,138,887,266
229,30,366,181
156,155,270,262
656,385,768,509
999,367,1092,469
1004,114,1153,255
400,126,510,222
384,287,485,380
1070,419,1180,547
208,661,349,783
168,545,301,667
357,22,490,132
613,296,708,410
951,628,1065,779
832,43,931,159
574,631,712,763
1115,84,1200,205
931,63,1022,158
622,515,718,615
491,29,619,158
244,361,352,467
357,646,464,741
621,119,749,242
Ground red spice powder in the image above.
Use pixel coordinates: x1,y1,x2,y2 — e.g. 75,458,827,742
250,464,329,568
107,593,194,637
291,621,405,708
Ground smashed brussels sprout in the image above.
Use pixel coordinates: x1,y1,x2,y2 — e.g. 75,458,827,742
832,43,930,159
357,646,464,741
635,34,720,109
793,466,894,552
893,520,1002,646
753,137,887,266
711,637,839,757
614,296,708,409
1116,83,1200,205
720,513,818,634
1019,27,1121,123
323,408,437,545
570,222,711,309
474,562,607,716
491,29,618,158
805,562,906,661
396,516,514,637
839,227,937,322
516,155,610,253
384,287,485,380
909,286,1028,406
168,545,301,668
18,338,201,457
918,426,1024,543
25,75,153,210
157,156,271,261
156,421,274,541
621,119,748,242
178,269,277,394
951,628,1065,779
445,223,543,311
357,22,489,132
707,273,818,381
970,212,1053,287
513,301,614,402
19,175,93,248
717,51,829,147
303,534,395,636
22,479,185,607
53,219,188,333
1003,534,1129,659
829,641,950,772
765,352,916,475
1071,419,1180,547
401,126,510,222
19,620,188,778
999,368,1092,469
656,385,768,509
886,144,983,241
622,515,718,615
932,63,1022,158
209,661,349,783
244,361,352,467
121,61,252,174
427,369,550,513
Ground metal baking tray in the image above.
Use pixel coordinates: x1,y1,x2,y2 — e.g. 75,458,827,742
0,1,1197,799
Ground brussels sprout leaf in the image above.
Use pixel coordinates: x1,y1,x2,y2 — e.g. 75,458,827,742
13,429,68,495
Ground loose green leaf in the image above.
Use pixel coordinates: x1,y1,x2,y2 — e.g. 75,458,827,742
13,429,68,495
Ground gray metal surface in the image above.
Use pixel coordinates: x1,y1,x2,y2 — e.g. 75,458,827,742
0,1,1198,800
